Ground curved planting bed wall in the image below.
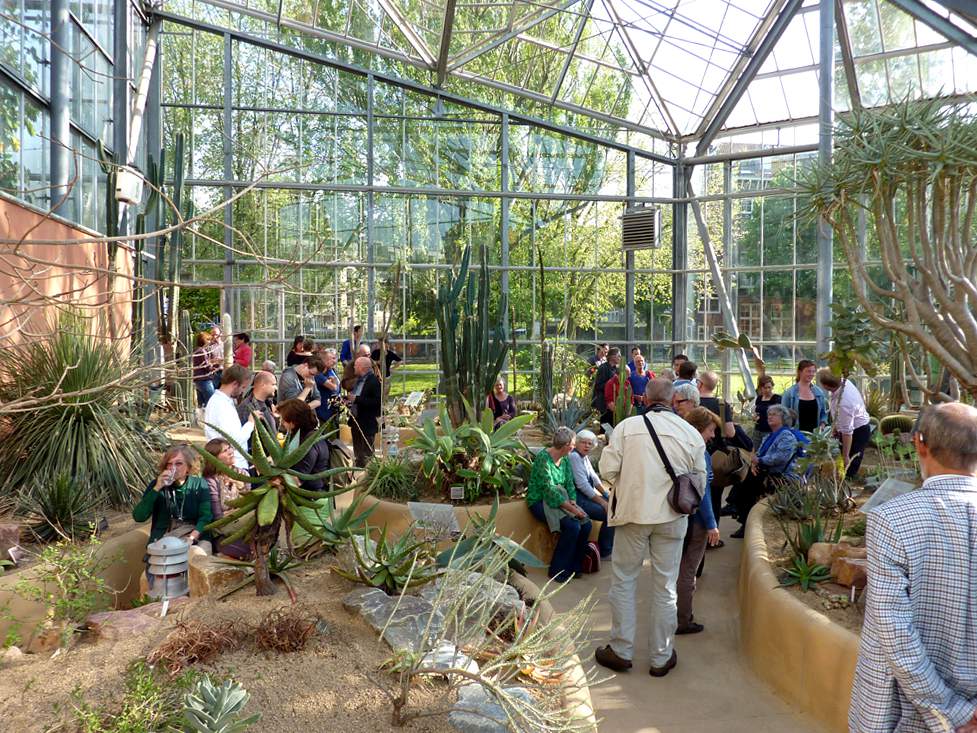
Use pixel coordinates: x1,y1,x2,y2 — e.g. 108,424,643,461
738,501,859,733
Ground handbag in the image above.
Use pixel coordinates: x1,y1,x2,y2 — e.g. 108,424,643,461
642,413,703,515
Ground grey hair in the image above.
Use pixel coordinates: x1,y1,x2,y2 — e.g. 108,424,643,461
552,426,576,449
767,403,792,426
261,359,277,372
917,402,977,472
673,383,700,406
323,347,337,357
644,378,674,405
576,429,597,444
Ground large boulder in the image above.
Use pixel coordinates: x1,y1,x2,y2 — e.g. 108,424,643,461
0,522,21,559
831,557,868,588
449,683,533,733
343,586,444,652
188,550,247,597
807,542,867,568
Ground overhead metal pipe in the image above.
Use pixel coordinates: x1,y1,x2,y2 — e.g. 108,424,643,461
50,0,71,213
815,0,835,358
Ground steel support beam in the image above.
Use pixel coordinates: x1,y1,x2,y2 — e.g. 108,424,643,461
377,0,436,65
625,150,635,347
835,0,862,110
887,0,977,58
551,0,593,102
671,163,688,352
435,0,458,86
501,112,510,328
145,19,162,359
816,0,835,358
687,178,755,397
694,0,805,156
366,74,376,338
223,33,235,320
50,0,71,214
154,9,673,162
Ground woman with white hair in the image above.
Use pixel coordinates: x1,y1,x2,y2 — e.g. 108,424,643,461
568,430,614,558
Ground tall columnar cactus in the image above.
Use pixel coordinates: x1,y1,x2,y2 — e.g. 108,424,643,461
435,245,510,426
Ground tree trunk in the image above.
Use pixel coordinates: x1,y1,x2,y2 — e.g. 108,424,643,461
252,522,279,596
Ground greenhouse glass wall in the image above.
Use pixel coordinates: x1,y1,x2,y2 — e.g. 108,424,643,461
3,0,977,394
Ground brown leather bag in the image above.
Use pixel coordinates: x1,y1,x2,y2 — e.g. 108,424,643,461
642,413,703,515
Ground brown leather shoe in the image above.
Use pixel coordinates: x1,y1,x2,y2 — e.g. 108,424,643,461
594,645,632,672
649,649,678,677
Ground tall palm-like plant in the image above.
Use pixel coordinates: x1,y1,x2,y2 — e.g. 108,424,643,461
0,315,167,507
198,419,362,596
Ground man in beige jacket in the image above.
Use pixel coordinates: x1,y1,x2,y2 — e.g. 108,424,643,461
595,378,708,677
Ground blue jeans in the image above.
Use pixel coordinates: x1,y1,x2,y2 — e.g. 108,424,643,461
529,500,592,581
194,379,215,408
577,495,614,558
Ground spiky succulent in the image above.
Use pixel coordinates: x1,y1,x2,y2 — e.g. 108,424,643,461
179,676,260,733
334,524,438,595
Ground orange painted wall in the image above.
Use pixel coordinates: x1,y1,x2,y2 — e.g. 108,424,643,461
0,196,134,344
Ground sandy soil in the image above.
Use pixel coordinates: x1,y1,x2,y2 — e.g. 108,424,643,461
0,559,453,732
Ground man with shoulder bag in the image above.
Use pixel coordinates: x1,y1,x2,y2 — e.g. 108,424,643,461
595,378,707,678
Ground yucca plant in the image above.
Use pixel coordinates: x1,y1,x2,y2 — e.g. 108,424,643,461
333,524,438,595
178,676,260,733
198,418,359,596
19,473,99,543
0,315,168,507
541,397,594,437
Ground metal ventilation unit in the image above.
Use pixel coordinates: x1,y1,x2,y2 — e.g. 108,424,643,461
621,205,662,251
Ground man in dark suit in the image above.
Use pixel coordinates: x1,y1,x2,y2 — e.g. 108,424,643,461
346,356,382,467
592,347,622,427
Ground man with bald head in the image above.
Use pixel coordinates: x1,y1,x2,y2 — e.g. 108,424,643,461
850,402,977,733
345,355,382,467
341,342,375,392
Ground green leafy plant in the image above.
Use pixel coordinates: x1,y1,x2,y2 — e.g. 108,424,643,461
19,473,99,543
540,397,593,437
776,506,845,561
15,535,113,648
334,524,438,595
435,244,510,426
178,675,260,733
821,300,882,378
198,419,358,596
412,405,532,502
768,475,853,521
713,329,766,382
361,456,418,502
435,498,546,572
611,362,634,426
796,426,843,477
780,555,830,592
0,315,168,508
290,492,377,560
215,548,302,603
846,515,867,538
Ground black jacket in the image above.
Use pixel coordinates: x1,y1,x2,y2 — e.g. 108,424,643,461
291,436,331,491
592,361,617,411
351,372,382,435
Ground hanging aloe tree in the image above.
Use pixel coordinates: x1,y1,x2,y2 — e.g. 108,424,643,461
435,245,510,426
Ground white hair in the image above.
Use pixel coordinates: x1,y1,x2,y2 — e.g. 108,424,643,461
261,359,277,372
576,429,597,444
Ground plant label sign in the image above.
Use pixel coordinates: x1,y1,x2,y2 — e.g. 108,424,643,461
449,485,466,501
408,501,461,541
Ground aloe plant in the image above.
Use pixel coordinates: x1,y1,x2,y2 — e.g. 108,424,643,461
333,524,438,595
290,492,377,560
197,418,357,596
435,244,510,427
435,498,546,571
179,676,260,732
781,555,831,592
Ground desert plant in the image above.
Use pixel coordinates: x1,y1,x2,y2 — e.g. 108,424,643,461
214,549,303,603
179,676,260,733
863,386,887,420
777,507,845,561
0,315,168,507
435,499,546,572
361,456,419,502
290,492,377,560
781,556,830,592
796,426,842,476
19,473,99,543
199,419,357,595
412,405,532,502
611,362,634,426
0,559,12,574
712,329,765,388
879,413,915,435
846,515,867,538
768,475,853,521
334,524,438,595
821,300,883,378
540,397,594,437
802,99,977,398
253,605,318,653
14,534,113,647
435,244,510,426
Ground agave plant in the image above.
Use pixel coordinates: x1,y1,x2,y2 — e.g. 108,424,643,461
0,315,168,507
435,498,546,572
411,404,532,502
179,676,260,733
333,524,438,595
290,492,377,560
197,419,358,596
19,473,99,543
781,555,830,592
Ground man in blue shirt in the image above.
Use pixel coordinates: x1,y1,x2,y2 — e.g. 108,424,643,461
314,348,341,425
339,325,362,365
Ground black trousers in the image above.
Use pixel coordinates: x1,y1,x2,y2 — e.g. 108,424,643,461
352,427,376,467
845,423,872,479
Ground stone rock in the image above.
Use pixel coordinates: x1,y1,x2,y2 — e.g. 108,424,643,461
807,542,867,568
136,596,190,617
188,553,248,597
421,641,480,679
831,557,868,588
86,608,160,640
2,646,24,665
449,683,533,733
343,587,444,652
838,535,865,547
26,620,68,654
335,534,378,575
0,522,20,558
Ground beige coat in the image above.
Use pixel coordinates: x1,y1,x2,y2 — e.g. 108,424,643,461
599,410,707,527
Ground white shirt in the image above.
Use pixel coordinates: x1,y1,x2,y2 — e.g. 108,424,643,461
203,389,253,470
830,380,871,435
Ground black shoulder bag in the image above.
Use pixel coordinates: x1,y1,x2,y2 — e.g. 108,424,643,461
642,412,702,515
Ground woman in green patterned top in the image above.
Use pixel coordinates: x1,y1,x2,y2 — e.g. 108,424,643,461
526,427,593,581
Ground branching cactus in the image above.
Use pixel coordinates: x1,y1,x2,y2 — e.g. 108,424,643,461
197,419,359,595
